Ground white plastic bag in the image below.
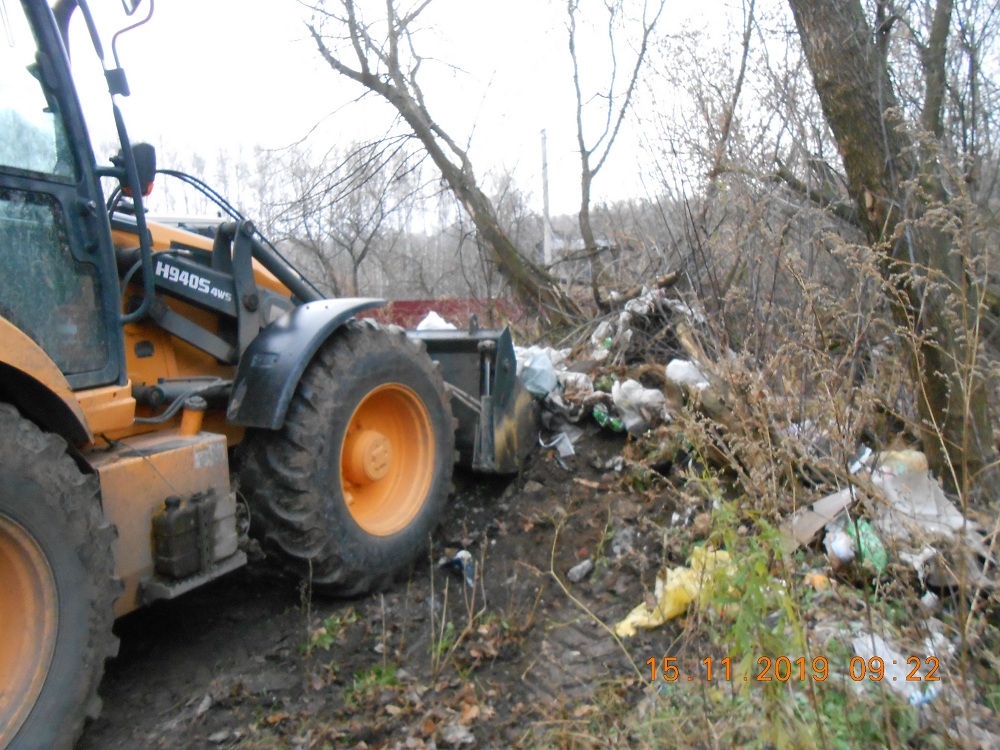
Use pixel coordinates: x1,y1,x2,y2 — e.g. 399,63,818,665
518,346,557,397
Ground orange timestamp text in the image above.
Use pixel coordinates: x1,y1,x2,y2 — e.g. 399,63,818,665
647,656,942,683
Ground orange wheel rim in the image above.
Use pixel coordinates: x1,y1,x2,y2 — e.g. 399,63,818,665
340,384,434,536
0,516,58,744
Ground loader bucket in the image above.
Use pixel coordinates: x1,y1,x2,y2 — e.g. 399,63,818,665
407,325,538,474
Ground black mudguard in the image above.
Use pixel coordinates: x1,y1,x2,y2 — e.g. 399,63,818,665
226,299,383,429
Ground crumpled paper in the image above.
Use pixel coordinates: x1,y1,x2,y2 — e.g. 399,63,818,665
614,548,732,637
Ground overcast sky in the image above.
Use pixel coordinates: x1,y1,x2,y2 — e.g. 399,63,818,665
71,0,729,217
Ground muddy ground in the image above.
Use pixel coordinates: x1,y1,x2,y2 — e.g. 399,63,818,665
79,426,683,749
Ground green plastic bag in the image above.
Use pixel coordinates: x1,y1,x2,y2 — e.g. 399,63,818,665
847,520,888,574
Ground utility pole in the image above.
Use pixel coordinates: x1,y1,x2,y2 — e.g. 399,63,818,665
541,129,553,268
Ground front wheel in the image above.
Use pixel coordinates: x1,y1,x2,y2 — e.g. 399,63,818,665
237,320,455,595
0,404,118,750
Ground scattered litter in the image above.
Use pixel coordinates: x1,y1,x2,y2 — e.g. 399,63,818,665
664,298,706,324
440,550,476,588
785,487,856,549
899,546,937,584
590,321,614,361
845,519,888,574
665,359,710,391
515,344,569,371
614,548,732,637
787,449,990,584
541,392,593,429
592,403,624,432
848,445,874,475
567,559,594,583
851,632,914,699
539,432,576,458
611,379,669,434
556,371,595,395
415,311,457,330
624,293,656,316
924,622,955,659
920,591,940,612
874,452,961,540
852,631,938,705
590,454,624,473
871,451,989,560
823,522,856,566
517,347,558,397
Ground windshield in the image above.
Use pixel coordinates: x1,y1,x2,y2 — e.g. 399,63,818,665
62,1,126,166
0,0,76,177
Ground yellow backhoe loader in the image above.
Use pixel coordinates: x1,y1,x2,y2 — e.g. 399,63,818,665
0,2,536,747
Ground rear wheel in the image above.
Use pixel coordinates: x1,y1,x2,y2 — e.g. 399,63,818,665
0,404,117,750
238,320,455,595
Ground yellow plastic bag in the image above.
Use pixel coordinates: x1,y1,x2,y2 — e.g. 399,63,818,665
614,548,731,637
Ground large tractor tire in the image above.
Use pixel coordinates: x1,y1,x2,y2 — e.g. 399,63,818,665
238,320,455,596
0,404,118,750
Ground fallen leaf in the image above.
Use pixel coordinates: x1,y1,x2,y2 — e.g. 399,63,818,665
266,712,291,725
804,572,831,591
459,703,480,725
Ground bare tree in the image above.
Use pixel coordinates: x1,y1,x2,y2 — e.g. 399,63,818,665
267,138,426,297
305,0,581,323
273,145,348,296
786,0,996,489
567,0,665,307
327,140,425,294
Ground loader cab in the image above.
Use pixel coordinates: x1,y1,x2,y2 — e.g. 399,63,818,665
0,0,131,390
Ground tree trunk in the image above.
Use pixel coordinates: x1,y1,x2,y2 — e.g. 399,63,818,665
786,0,995,491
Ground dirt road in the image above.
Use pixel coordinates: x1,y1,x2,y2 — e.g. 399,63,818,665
79,429,670,749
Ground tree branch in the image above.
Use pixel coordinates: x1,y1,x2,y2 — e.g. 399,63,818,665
770,161,860,227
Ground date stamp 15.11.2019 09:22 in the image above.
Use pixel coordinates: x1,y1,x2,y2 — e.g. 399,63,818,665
647,655,942,684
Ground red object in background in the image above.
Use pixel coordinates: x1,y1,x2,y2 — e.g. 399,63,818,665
361,298,525,330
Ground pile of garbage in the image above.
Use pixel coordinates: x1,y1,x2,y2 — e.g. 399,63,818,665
420,282,993,604
512,286,717,459
418,285,998,743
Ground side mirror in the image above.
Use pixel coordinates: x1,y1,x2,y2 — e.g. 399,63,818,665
112,142,156,197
